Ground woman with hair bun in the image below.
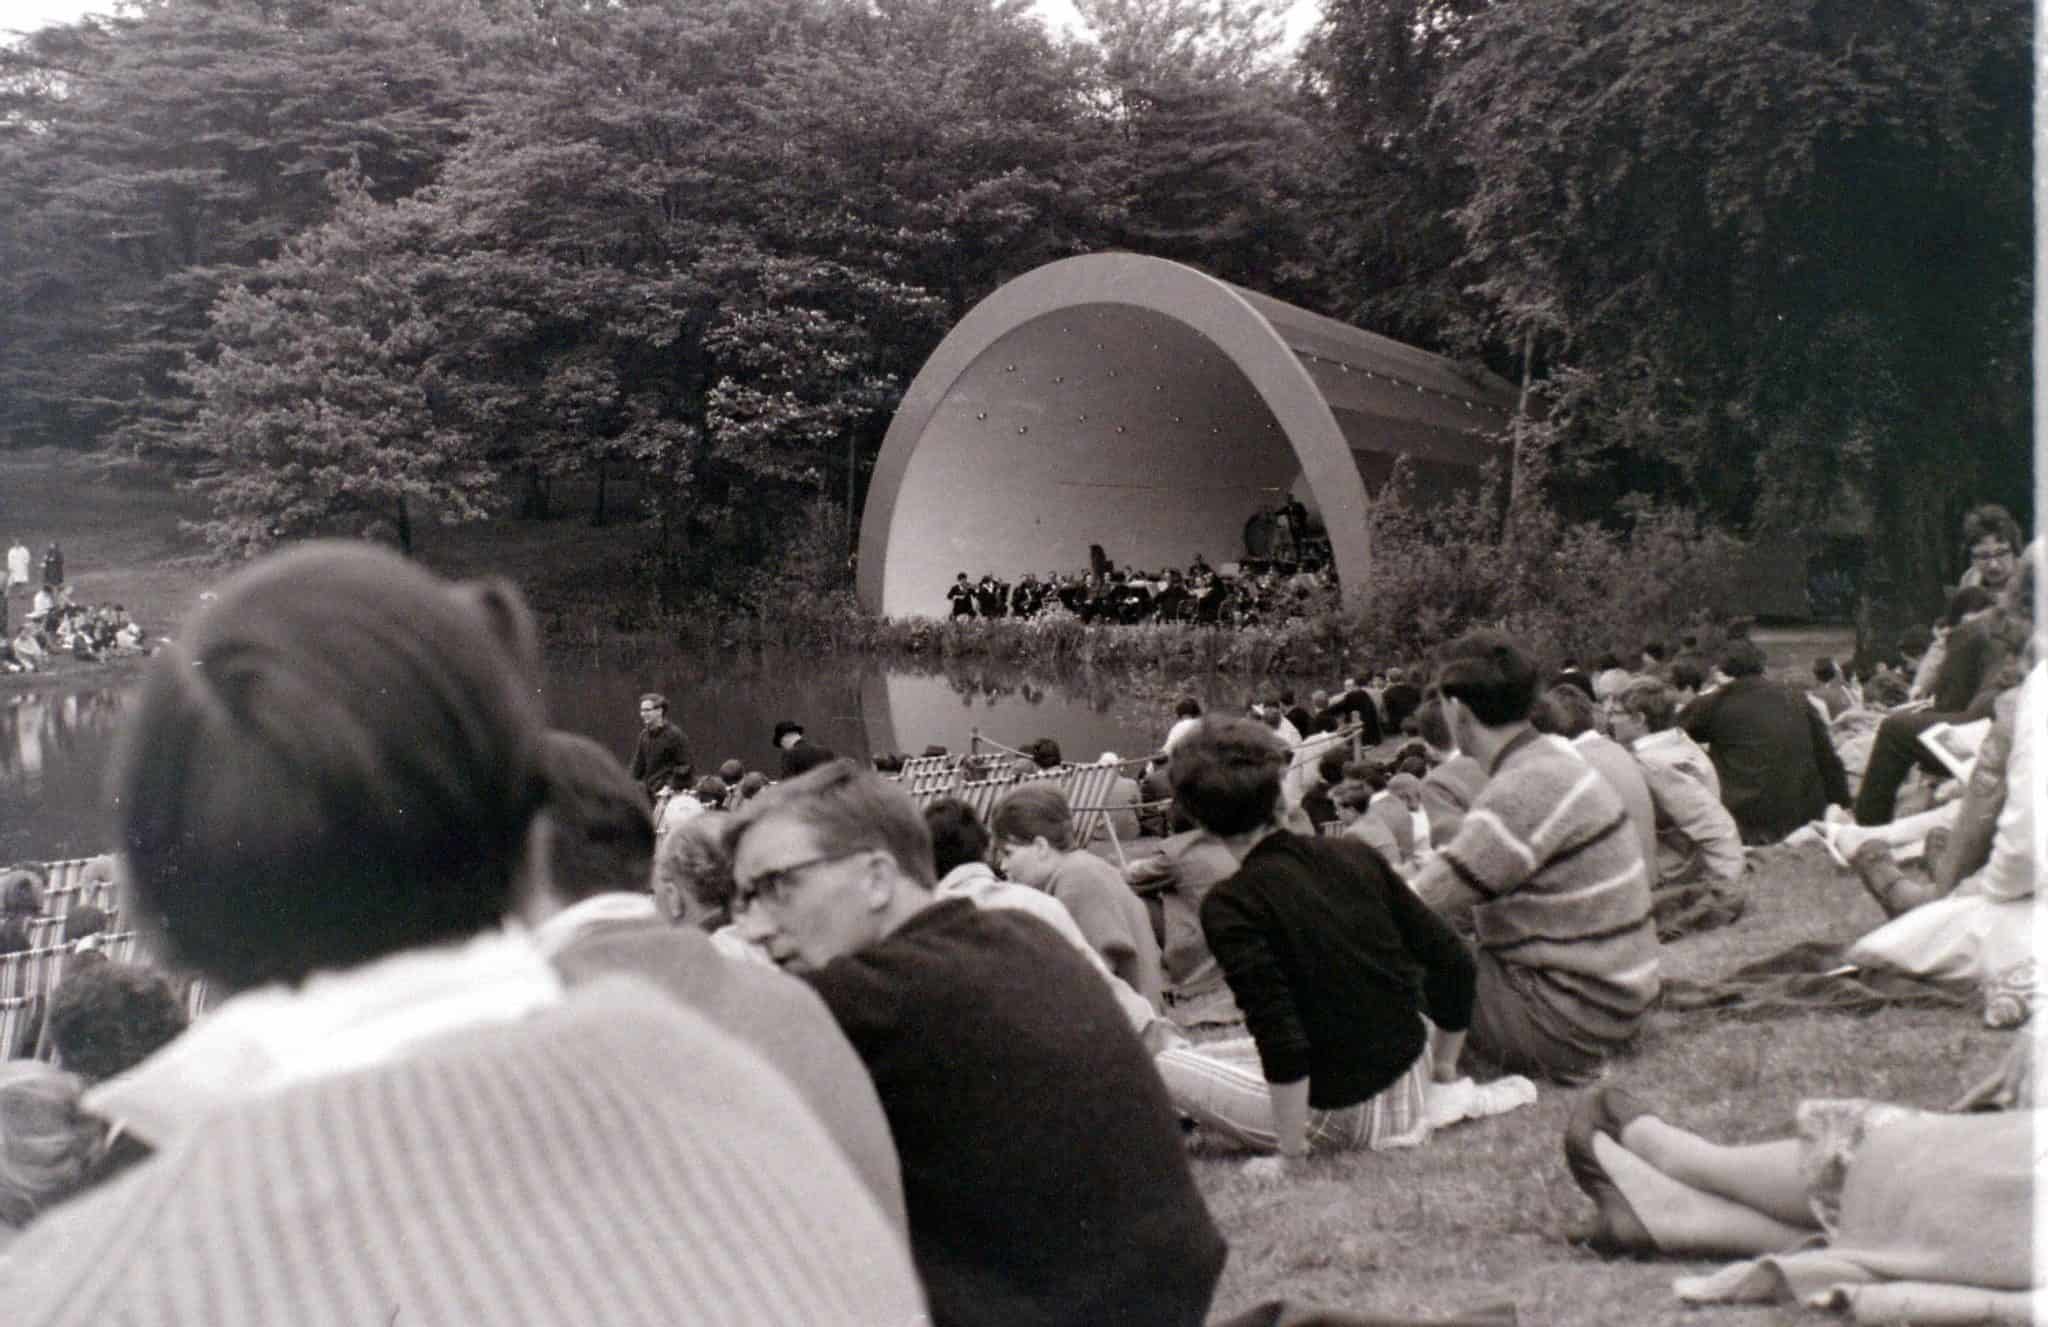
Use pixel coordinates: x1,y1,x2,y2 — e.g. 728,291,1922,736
5,542,923,1326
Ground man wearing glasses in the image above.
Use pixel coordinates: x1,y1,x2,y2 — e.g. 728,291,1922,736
1855,505,2026,825
628,691,692,804
1959,504,2022,593
724,761,1226,1327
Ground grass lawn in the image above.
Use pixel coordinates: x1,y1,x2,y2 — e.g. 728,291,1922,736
1189,843,2016,1325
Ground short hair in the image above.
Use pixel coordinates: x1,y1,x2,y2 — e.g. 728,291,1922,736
62,905,108,944
1434,630,1540,725
541,731,656,901
1897,625,1932,657
1618,677,1679,732
924,797,991,879
1532,684,1600,738
1812,656,1840,683
1316,746,1350,783
655,810,735,920
1414,697,1454,751
1030,738,1063,769
1167,717,1288,837
693,775,729,806
1720,639,1767,677
1173,696,1203,720
1548,670,1598,703
1962,504,2022,553
872,751,905,775
717,759,746,783
1668,656,1708,692
1943,586,1995,626
0,873,39,920
737,771,769,800
782,743,839,777
1642,641,1669,664
727,760,936,890
0,1063,108,1229
111,543,550,992
992,783,1076,852
46,963,188,1084
639,692,668,714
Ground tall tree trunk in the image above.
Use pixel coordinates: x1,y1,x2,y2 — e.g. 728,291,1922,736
522,466,551,520
592,461,608,527
395,496,413,556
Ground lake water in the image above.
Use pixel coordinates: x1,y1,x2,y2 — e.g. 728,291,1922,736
0,650,1300,864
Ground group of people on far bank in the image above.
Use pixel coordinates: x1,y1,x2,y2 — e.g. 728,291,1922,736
2,539,146,674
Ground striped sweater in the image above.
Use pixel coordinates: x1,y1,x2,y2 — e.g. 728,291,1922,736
1414,730,1660,1047
4,978,927,1327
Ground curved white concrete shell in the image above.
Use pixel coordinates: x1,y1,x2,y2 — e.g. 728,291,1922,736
858,254,1518,617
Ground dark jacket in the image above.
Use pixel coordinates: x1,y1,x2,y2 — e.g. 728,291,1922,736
1680,677,1851,842
809,900,1226,1327
629,721,692,801
1201,832,1475,1110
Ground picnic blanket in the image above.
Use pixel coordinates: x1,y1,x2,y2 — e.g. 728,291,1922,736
1660,941,1974,1019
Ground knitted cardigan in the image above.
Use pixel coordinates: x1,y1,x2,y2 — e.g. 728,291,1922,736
3,979,926,1327
1414,731,1660,1049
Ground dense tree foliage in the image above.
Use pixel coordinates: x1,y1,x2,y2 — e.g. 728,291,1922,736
0,0,2030,617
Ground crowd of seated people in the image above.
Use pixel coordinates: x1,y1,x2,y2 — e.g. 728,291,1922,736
2,586,146,675
944,553,1339,626
0,511,2033,1321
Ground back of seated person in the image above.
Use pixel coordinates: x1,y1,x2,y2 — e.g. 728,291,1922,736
47,962,189,1085
1531,683,1658,874
1410,630,1659,1083
12,543,925,1324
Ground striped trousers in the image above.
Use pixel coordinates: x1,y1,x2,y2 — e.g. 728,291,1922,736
1155,1031,1434,1154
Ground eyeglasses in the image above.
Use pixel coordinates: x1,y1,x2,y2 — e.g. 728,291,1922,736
734,850,869,908
1970,547,2014,564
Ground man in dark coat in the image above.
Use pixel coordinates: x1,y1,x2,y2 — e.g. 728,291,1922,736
947,573,977,618
628,692,692,803
1679,641,1850,842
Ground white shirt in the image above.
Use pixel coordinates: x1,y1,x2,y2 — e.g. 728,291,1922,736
89,929,563,1149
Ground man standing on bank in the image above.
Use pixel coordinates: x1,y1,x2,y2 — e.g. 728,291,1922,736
629,691,692,804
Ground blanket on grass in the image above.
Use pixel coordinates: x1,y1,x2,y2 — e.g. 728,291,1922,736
1660,941,1974,1019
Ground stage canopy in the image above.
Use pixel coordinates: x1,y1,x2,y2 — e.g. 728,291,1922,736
857,253,1519,616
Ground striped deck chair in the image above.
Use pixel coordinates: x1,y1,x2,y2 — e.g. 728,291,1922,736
1055,763,1123,846
895,754,956,783
955,773,1023,823
38,857,116,897
24,915,65,949
0,945,69,1000
0,996,37,1060
101,931,142,964
903,766,965,800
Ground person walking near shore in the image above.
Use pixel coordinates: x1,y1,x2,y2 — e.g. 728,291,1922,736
629,692,692,804
5,539,28,591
